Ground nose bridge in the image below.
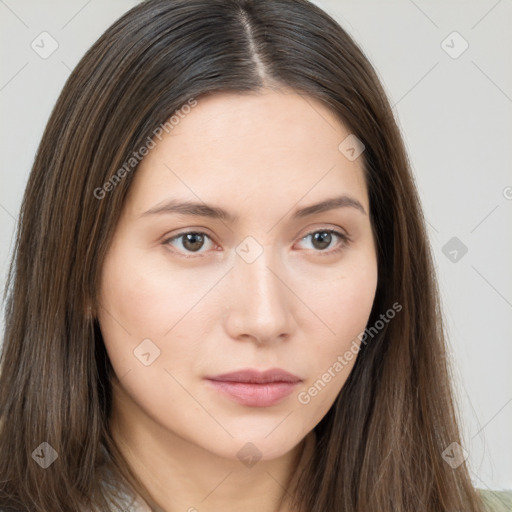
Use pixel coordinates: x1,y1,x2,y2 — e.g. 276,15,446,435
241,248,283,306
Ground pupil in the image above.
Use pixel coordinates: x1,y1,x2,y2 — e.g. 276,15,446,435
183,233,204,252
313,231,331,250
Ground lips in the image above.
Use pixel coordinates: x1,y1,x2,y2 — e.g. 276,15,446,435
205,368,302,407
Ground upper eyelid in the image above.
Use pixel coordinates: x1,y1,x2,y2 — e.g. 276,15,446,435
298,227,351,245
302,228,350,239
166,226,348,240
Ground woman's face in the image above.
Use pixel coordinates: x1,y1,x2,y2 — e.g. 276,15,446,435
97,88,378,461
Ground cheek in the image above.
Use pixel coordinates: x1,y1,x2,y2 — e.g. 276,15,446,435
300,249,378,346
96,244,176,373
97,242,223,380
98,243,197,338
331,265,378,341
295,252,377,413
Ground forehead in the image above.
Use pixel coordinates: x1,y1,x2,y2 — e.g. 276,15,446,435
126,88,369,217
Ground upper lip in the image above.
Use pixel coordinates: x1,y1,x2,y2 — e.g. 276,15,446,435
206,368,302,384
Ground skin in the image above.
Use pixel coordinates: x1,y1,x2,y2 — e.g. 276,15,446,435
97,87,378,512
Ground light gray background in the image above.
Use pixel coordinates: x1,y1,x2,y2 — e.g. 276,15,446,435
1,0,511,492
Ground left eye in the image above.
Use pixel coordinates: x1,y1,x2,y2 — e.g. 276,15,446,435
297,229,349,253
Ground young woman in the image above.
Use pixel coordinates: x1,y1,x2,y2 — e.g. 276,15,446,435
0,0,503,510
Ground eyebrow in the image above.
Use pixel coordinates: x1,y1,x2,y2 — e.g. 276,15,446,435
141,194,367,222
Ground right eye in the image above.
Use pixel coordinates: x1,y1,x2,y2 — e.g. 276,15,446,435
162,231,217,257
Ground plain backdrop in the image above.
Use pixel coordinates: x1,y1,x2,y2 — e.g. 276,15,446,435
0,0,511,491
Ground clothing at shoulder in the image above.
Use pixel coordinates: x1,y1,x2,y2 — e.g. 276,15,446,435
478,488,512,511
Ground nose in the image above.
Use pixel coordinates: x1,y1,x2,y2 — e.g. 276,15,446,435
223,247,295,345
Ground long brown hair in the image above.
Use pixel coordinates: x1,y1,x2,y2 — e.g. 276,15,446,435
0,0,486,510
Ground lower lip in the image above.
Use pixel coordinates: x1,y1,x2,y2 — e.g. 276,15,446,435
206,380,299,407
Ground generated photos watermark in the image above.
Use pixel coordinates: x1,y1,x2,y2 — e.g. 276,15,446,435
93,97,198,200
297,301,402,405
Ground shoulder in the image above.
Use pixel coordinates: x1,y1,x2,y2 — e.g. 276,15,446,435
477,488,512,511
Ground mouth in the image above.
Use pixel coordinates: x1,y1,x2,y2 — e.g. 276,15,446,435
205,368,302,407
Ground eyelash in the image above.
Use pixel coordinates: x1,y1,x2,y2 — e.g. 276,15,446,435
162,228,351,259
